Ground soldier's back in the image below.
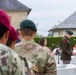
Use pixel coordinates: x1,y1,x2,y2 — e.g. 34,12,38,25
0,44,29,75
15,40,57,75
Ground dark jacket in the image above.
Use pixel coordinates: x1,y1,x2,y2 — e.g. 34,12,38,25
60,36,72,61
16,38,21,43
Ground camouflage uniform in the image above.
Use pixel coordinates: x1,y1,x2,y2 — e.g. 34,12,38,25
43,46,51,54
15,39,57,75
0,44,30,75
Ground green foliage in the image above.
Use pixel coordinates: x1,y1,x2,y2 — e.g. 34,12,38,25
70,37,76,48
46,37,62,50
34,36,76,51
34,37,41,44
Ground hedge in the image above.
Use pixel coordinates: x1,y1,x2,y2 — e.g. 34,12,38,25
34,37,76,51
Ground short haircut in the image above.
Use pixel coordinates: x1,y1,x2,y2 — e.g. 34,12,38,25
39,37,45,46
0,22,8,39
21,28,34,37
6,39,13,47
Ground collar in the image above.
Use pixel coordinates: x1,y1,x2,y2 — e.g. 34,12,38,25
22,39,35,43
65,36,70,40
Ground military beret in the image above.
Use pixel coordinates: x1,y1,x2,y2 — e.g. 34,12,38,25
9,26,18,40
0,9,11,30
66,30,73,35
20,19,37,31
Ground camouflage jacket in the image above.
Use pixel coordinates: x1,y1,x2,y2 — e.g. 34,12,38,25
0,44,30,75
15,39,57,75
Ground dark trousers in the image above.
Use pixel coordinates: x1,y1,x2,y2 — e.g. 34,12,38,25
63,60,70,64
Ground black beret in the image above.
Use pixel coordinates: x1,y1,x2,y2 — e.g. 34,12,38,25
66,30,73,35
20,19,37,31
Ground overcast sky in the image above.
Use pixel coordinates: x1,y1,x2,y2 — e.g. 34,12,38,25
18,0,76,36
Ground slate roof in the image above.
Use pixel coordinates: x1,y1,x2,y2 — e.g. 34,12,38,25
49,11,76,31
0,0,31,15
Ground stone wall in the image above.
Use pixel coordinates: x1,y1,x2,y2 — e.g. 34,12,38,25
7,11,27,29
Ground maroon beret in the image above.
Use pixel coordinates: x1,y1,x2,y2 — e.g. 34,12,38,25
9,26,18,40
0,9,11,30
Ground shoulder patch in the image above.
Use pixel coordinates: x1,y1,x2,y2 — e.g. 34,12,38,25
63,39,67,43
33,65,39,73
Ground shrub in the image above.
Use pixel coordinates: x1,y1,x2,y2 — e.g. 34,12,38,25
34,36,76,51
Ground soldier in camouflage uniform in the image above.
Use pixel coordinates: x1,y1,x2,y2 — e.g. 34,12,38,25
60,30,74,64
15,19,57,75
0,9,30,75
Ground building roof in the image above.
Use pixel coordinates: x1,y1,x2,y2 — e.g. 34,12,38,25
0,0,31,15
49,11,76,31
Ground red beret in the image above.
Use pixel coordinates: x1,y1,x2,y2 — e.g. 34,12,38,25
9,26,18,40
0,9,11,30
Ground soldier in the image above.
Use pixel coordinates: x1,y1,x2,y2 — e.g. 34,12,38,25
60,30,74,64
15,19,57,75
39,37,52,54
6,26,18,49
0,9,30,75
